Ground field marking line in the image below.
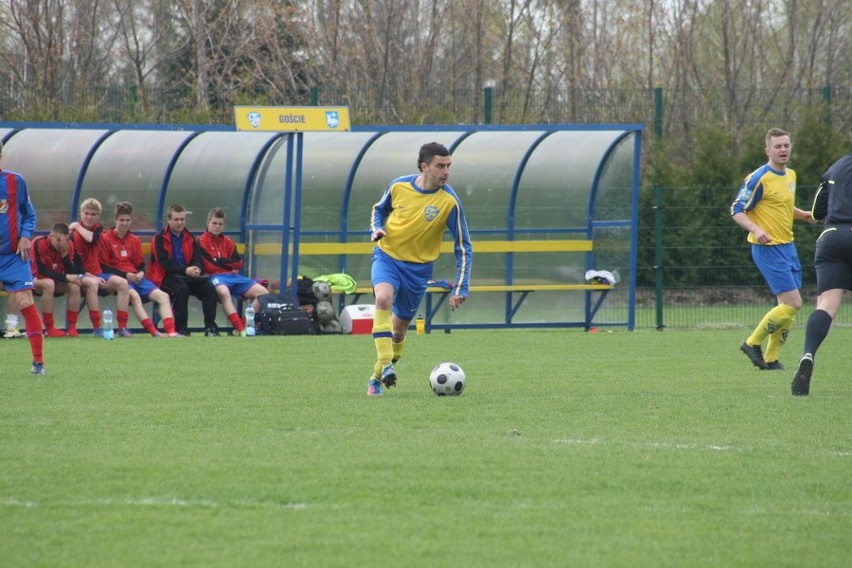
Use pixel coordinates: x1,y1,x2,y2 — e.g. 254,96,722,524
552,438,740,451
1,496,312,510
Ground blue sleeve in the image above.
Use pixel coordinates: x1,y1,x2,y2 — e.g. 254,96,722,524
17,175,37,239
730,172,763,216
370,186,393,233
446,199,473,296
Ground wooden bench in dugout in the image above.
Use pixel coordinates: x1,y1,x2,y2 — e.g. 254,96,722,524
290,239,614,333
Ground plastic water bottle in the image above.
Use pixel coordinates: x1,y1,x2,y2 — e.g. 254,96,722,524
245,305,256,336
103,308,114,340
416,314,425,335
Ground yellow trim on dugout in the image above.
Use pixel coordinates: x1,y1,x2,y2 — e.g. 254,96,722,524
251,239,593,256
139,240,590,257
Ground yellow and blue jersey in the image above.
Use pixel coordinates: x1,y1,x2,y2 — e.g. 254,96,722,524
371,174,472,295
731,164,797,244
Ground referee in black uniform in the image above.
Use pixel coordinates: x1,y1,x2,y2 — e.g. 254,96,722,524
792,153,852,396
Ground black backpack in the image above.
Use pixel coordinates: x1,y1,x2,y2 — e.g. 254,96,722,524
255,294,315,336
296,276,320,310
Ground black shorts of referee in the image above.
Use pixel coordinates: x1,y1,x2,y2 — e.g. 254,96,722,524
815,224,852,294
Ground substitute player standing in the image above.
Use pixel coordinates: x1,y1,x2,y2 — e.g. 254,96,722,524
366,142,473,396
791,153,852,396
0,141,46,374
731,128,814,370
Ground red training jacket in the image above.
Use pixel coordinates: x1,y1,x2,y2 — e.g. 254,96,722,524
148,227,204,286
198,231,243,275
99,228,146,276
71,223,105,275
31,235,83,281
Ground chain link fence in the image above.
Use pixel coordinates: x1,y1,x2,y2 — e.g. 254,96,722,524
636,196,824,331
3,84,849,330
2,83,850,134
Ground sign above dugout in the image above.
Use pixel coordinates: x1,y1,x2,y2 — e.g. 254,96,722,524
233,106,351,132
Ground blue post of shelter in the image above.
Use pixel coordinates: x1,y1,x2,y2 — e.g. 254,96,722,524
279,133,295,296
289,132,305,298
231,105,352,297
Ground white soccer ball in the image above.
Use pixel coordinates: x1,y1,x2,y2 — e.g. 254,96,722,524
312,281,332,301
429,362,466,396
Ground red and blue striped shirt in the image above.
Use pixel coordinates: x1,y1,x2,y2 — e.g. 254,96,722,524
0,169,37,255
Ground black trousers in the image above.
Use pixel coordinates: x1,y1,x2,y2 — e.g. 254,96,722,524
160,275,219,333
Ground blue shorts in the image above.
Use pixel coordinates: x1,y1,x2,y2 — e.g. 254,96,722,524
0,253,35,292
209,273,257,298
371,247,432,321
98,273,123,296
751,242,802,295
130,279,160,302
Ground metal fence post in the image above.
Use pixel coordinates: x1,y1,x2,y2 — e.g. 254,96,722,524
654,87,663,138
654,183,665,330
483,87,493,125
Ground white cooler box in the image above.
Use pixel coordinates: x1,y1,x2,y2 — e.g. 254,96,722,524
339,304,375,334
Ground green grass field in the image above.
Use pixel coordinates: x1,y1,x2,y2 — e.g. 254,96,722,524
1,328,850,567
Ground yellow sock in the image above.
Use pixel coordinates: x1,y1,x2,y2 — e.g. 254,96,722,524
392,339,405,364
746,303,796,348
764,307,796,363
372,309,393,378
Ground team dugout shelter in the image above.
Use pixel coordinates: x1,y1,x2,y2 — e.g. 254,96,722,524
0,120,640,332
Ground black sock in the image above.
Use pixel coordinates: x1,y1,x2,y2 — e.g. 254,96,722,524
803,309,833,357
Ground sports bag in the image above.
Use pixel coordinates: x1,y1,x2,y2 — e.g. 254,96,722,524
255,294,316,336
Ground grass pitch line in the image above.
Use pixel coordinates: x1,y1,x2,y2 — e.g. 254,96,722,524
552,437,739,451
2,497,37,508
2,496,309,510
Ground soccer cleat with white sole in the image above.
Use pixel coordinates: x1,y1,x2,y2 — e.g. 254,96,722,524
380,364,398,388
791,354,813,396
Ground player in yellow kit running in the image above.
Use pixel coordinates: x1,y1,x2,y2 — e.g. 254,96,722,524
366,142,473,396
731,128,814,370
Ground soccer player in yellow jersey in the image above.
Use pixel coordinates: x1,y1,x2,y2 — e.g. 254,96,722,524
731,128,814,370
366,142,473,396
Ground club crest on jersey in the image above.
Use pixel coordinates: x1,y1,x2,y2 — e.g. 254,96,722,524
424,205,439,222
0,199,7,214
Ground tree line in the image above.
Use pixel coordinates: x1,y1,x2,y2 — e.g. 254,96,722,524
1,0,849,288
